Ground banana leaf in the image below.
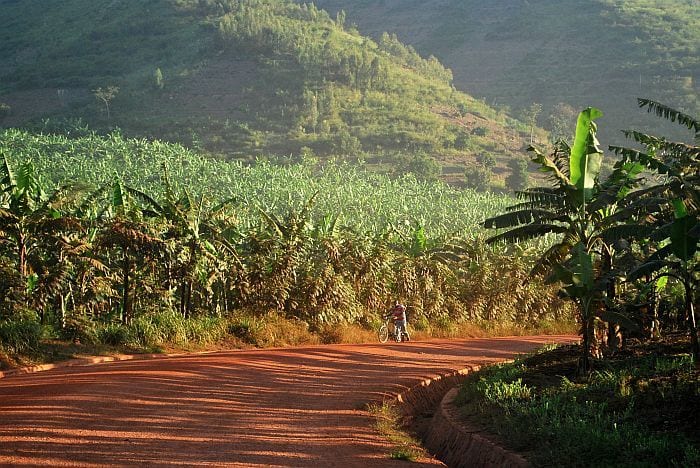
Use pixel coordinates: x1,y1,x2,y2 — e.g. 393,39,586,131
483,208,558,229
627,260,666,281
597,310,641,333
569,107,604,202
670,210,698,261
486,223,567,244
598,224,655,244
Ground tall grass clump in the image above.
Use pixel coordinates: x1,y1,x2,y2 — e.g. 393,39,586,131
97,323,134,347
0,317,43,355
367,401,426,462
125,312,228,349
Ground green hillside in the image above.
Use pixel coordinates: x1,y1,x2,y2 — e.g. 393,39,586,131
0,0,537,188
305,0,699,144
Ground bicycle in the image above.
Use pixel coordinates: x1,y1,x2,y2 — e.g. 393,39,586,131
378,315,410,343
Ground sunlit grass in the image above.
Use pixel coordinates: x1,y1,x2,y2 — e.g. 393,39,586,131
366,401,425,462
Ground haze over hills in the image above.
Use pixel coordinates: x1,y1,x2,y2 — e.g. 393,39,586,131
0,0,544,189
304,0,699,145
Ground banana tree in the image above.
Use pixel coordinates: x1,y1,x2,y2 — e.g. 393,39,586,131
484,108,640,374
0,152,86,319
154,165,240,318
244,193,318,315
389,221,470,320
627,201,699,359
95,179,164,324
609,99,699,359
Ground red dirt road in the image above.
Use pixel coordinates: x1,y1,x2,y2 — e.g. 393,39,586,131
0,336,574,467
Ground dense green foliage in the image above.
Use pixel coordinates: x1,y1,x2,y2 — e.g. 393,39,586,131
456,345,700,467
485,101,698,371
0,0,530,187
0,129,569,357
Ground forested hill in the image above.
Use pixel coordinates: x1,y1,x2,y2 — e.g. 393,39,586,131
305,0,699,145
0,0,535,187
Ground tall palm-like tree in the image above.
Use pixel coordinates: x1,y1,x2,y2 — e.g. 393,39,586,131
610,99,699,359
484,108,642,374
390,222,469,320
95,179,164,324
244,193,317,315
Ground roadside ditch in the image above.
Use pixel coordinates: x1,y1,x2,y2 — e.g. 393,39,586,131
393,366,529,468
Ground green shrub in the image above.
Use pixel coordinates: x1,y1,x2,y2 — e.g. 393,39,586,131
185,315,228,344
0,318,42,354
228,315,262,344
457,350,700,467
126,312,228,348
230,313,315,347
129,315,166,349
97,323,133,346
432,314,456,335
148,311,188,345
411,314,430,331
61,313,98,345
464,164,492,192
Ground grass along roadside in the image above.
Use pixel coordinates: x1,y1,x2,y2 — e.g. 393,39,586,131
367,401,427,462
454,337,700,467
0,311,577,371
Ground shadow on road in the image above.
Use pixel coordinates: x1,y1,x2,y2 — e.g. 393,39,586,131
0,335,574,466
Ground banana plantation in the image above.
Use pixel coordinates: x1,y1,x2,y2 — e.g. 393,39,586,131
0,100,697,367
0,125,567,355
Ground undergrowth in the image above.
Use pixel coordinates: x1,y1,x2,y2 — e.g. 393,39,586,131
367,401,426,462
455,341,700,467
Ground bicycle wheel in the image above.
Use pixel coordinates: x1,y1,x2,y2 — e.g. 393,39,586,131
378,324,389,343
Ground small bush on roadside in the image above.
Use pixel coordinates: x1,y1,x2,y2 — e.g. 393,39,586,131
228,314,265,344
249,312,319,348
147,311,188,345
97,323,133,346
0,317,42,355
60,312,98,345
410,314,430,332
126,311,229,348
368,401,425,462
185,315,228,345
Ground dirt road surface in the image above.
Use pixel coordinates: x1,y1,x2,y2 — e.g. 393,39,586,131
0,336,574,466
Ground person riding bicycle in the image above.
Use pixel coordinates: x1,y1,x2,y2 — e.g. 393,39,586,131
387,300,409,342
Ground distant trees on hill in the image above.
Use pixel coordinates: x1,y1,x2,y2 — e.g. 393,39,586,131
0,0,531,186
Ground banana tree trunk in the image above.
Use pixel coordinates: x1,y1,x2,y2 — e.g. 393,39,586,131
185,280,192,319
179,280,186,317
603,250,622,351
18,233,27,278
179,279,193,319
121,252,132,325
578,297,594,376
685,281,699,361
